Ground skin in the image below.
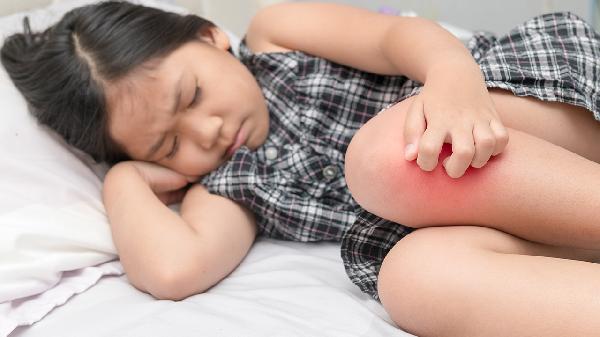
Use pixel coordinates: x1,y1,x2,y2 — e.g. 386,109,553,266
106,28,270,177
107,2,508,180
345,91,600,336
102,2,501,300
99,2,600,335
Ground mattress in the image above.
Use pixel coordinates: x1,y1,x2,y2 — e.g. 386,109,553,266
10,239,414,337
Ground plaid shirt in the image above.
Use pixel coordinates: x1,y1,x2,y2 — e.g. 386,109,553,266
201,41,421,241
202,12,600,300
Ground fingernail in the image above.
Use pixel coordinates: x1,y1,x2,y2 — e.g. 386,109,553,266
404,144,415,160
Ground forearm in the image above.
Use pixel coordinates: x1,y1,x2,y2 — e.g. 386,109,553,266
102,163,201,296
179,184,257,289
251,3,480,79
381,16,481,83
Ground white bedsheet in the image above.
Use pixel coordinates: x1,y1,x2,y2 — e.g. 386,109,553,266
10,239,415,337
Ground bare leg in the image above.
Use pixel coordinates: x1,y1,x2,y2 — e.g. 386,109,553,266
489,88,600,164
344,91,600,336
378,225,600,337
345,93,600,250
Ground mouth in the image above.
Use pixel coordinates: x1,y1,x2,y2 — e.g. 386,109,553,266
225,123,246,157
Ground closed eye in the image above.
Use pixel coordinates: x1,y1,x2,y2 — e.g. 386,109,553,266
166,135,179,159
189,86,200,108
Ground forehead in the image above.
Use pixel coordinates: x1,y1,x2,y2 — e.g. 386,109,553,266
106,55,182,156
107,41,207,123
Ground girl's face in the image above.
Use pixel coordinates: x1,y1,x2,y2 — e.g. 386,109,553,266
106,27,270,177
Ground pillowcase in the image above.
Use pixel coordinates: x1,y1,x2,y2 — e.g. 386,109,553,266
0,0,116,302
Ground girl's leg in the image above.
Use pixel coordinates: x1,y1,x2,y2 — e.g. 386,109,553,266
345,91,600,335
344,93,600,250
378,225,600,337
489,88,600,163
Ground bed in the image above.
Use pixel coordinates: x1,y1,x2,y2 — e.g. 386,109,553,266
0,1,474,336
9,241,408,337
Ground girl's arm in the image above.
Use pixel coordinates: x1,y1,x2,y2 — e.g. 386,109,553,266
102,162,256,300
247,2,508,179
248,2,467,80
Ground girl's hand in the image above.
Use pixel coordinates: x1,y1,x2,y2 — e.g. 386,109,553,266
403,65,509,178
126,161,198,205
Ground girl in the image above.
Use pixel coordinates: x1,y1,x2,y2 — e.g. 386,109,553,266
3,1,600,336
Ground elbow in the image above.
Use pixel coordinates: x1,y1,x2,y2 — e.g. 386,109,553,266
148,271,209,301
129,260,213,301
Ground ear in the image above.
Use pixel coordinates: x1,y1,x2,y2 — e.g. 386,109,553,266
198,26,231,51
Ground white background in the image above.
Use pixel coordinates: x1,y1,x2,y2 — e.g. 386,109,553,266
1,0,598,37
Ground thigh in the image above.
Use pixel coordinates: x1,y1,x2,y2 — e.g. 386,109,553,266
346,94,600,235
377,226,600,336
489,88,600,163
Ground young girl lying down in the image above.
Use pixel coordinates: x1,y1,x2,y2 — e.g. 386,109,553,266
3,1,600,336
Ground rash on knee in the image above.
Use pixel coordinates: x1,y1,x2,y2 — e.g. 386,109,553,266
345,108,495,227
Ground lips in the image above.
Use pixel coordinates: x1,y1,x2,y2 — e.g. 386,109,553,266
226,125,246,157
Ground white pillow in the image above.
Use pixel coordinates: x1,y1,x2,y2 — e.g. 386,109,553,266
0,0,217,335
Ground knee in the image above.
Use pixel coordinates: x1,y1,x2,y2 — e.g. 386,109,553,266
345,100,447,227
345,101,485,228
377,226,480,335
345,123,388,212
345,102,416,222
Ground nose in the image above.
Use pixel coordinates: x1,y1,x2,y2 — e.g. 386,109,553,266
179,114,224,150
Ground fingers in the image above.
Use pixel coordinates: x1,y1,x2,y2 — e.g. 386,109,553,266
443,128,475,178
470,121,496,169
490,119,509,155
470,118,509,169
403,99,426,161
443,118,508,178
402,94,510,178
416,128,446,171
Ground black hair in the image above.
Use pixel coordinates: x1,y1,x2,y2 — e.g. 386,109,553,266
0,0,215,164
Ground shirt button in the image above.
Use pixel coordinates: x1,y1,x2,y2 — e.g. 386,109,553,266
322,165,339,180
265,147,279,160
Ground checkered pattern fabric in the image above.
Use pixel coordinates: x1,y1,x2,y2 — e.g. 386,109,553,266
200,12,600,299
341,12,600,300
200,39,418,241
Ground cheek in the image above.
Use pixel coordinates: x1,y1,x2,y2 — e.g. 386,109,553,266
169,145,222,177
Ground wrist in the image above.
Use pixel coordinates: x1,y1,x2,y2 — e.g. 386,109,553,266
426,53,482,82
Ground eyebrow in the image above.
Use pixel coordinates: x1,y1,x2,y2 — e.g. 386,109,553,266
144,74,183,160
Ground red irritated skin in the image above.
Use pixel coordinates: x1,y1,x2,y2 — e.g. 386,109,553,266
344,97,503,228
346,95,600,250
375,142,500,226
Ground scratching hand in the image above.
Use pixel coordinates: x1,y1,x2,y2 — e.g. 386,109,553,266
403,75,509,178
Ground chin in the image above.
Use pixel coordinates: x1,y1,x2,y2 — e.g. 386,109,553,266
253,125,270,149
